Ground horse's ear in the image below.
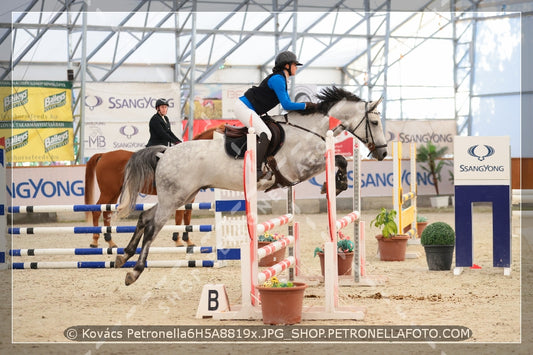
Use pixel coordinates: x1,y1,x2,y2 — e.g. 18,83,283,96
369,97,383,111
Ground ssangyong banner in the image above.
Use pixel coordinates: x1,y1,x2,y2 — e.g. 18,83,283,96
83,82,181,158
454,136,510,185
7,159,453,206
0,80,74,163
84,121,180,157
386,120,456,158
84,82,180,123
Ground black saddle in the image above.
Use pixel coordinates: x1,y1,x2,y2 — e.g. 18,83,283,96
223,117,285,160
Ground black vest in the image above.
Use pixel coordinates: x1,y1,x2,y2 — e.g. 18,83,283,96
243,73,287,115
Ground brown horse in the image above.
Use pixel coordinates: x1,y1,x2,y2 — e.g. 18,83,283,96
84,125,222,248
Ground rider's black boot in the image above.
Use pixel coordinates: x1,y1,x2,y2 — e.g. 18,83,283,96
256,132,270,179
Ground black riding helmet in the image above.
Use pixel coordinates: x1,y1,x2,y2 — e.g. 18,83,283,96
155,98,169,108
274,51,302,68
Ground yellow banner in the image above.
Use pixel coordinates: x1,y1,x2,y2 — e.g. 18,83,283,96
0,81,74,162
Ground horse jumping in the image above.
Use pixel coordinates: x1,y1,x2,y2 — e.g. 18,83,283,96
84,126,221,248
116,87,388,285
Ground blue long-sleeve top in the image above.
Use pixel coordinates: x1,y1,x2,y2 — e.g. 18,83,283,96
240,73,305,115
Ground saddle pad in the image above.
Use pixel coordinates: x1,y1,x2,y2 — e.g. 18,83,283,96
224,135,248,159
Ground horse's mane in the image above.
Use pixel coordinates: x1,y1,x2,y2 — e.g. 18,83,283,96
291,86,362,116
317,86,362,104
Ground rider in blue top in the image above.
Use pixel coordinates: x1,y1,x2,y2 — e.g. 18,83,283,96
235,51,318,177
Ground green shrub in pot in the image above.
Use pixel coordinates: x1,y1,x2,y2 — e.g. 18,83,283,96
420,222,455,246
420,222,455,271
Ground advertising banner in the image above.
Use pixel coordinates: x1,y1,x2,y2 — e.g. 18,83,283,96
6,159,453,206
386,120,456,158
83,82,181,157
0,81,74,162
84,82,181,123
84,122,154,156
454,136,510,185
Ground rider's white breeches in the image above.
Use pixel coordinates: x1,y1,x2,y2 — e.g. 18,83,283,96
234,99,272,140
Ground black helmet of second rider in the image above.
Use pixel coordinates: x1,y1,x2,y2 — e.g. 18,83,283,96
155,98,169,109
274,51,302,75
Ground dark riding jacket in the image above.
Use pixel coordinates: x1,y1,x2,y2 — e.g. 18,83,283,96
146,113,181,147
243,73,305,115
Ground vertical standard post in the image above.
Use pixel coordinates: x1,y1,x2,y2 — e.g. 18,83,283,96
392,141,402,231
410,142,418,236
352,138,361,283
453,136,511,276
325,131,339,311
244,130,259,305
288,186,295,281
0,138,5,269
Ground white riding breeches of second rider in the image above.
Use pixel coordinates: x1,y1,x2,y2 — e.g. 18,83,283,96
234,99,272,140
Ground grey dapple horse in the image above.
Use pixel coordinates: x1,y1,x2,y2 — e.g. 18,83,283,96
116,87,388,285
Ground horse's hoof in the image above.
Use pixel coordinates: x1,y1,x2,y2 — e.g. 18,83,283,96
187,243,196,247
125,272,137,286
89,244,98,248
115,256,125,268
108,243,118,248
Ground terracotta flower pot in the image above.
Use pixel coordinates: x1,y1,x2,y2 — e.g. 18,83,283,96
258,241,286,267
375,234,409,261
257,282,307,325
417,222,429,236
317,252,354,276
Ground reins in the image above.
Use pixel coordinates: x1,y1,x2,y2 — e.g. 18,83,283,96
278,114,326,141
277,102,387,155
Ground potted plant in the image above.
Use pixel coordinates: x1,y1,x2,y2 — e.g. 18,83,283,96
313,231,355,276
371,208,409,261
257,276,307,325
416,141,449,208
258,232,286,267
417,215,429,236
421,222,455,271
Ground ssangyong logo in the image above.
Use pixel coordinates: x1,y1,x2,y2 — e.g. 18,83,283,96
119,125,139,139
85,95,103,111
467,144,495,161
459,144,503,173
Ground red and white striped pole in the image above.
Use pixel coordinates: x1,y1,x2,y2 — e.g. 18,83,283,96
324,130,339,311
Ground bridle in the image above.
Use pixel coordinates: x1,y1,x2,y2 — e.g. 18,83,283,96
343,102,388,155
277,101,386,154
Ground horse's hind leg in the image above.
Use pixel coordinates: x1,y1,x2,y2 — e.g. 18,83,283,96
102,210,117,248
90,210,102,247
172,210,194,247
114,208,153,268
125,214,165,286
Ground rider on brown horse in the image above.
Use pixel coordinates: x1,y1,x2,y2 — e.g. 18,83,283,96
146,98,182,147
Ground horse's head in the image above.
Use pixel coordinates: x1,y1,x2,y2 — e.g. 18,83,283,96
318,87,388,161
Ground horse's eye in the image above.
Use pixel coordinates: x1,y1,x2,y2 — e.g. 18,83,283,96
371,120,379,126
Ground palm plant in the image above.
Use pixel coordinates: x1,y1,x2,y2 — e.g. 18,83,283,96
416,142,449,196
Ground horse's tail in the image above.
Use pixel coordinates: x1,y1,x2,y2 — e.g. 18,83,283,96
117,146,167,218
84,153,104,222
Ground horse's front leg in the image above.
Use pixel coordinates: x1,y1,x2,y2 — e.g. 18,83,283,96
320,154,348,195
